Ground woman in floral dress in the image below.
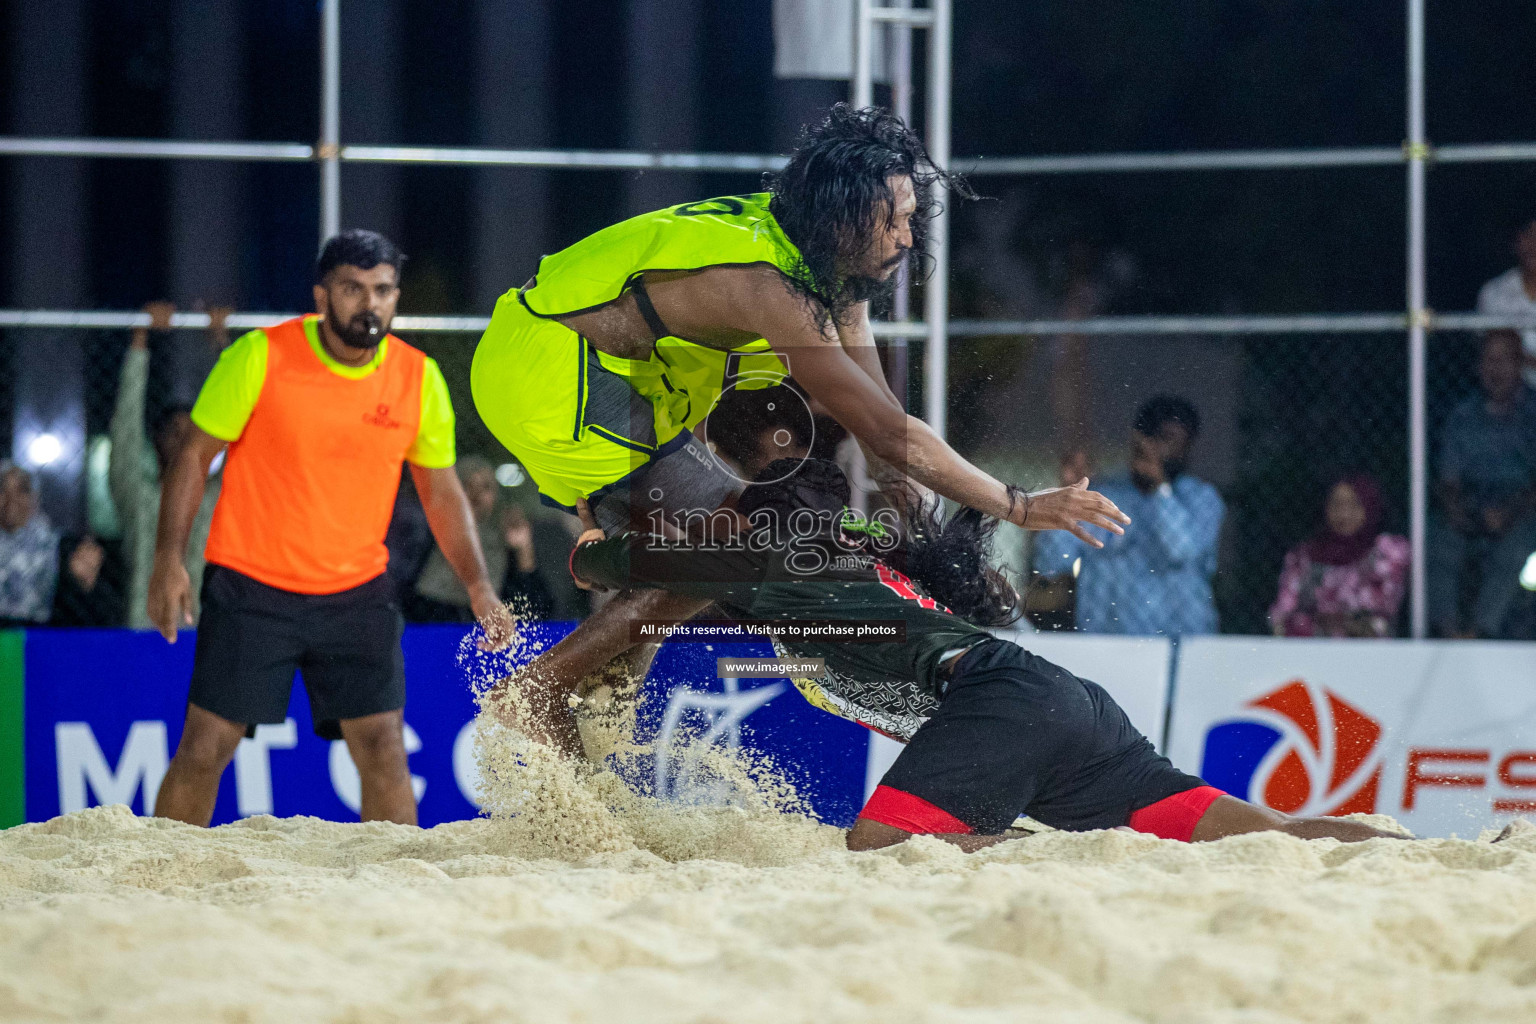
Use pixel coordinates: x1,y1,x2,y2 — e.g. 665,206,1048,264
1270,474,1410,638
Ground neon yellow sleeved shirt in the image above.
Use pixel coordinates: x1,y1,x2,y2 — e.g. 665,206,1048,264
191,323,457,467
191,329,269,442
406,358,456,468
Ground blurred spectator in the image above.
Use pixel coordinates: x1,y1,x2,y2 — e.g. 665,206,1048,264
1023,451,1093,632
0,463,59,625
411,456,554,621
111,301,228,629
51,534,124,627
1429,330,1536,638
1033,396,1224,636
386,459,586,622
499,503,557,619
1269,474,1409,637
1477,218,1536,388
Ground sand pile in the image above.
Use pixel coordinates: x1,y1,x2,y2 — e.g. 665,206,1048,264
7,626,1536,1023
4,792,1536,1023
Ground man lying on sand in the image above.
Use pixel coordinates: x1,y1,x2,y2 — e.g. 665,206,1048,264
489,456,1408,851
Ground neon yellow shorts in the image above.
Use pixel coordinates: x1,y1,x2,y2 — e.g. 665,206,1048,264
470,292,693,510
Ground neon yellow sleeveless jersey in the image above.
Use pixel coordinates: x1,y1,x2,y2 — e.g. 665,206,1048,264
520,192,799,429
472,194,812,509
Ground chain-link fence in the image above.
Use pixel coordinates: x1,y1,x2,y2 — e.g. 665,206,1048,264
0,322,589,631
929,326,1536,641
2,316,1534,641
4,0,1535,644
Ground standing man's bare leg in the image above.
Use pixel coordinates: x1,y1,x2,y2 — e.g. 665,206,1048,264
339,709,417,825
154,704,248,826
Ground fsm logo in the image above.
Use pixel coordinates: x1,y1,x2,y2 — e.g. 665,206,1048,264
1200,680,1383,816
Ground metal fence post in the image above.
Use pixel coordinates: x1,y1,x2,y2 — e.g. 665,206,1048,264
888,0,913,406
924,0,951,438
319,0,341,245
1407,0,1428,639
854,0,875,109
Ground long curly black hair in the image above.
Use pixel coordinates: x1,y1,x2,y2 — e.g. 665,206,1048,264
893,498,1023,629
738,458,1023,629
765,103,974,328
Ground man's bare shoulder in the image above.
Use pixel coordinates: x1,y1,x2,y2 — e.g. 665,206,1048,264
694,268,835,336
683,262,796,300
649,264,830,342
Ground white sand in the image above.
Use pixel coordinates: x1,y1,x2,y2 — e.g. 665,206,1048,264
5,781,1536,1023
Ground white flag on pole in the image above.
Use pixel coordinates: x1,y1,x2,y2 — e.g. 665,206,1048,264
773,0,889,82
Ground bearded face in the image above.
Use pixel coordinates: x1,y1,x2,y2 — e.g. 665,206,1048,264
313,262,400,356
327,303,384,349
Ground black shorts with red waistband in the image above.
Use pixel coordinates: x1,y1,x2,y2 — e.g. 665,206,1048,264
860,638,1215,839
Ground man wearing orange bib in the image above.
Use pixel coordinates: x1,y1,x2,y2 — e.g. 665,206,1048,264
147,230,513,826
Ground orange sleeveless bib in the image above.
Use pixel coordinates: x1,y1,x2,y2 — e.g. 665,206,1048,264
204,315,427,594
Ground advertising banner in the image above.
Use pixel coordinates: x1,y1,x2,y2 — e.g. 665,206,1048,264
1166,636,1536,838
19,623,873,829
0,632,22,828
1000,630,1173,748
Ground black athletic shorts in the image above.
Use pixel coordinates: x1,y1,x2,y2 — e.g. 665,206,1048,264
866,638,1206,835
188,564,407,741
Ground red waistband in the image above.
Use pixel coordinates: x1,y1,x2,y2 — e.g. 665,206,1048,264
1127,785,1226,842
858,785,973,835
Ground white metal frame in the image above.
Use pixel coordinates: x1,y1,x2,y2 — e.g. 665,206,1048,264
854,0,951,434
1406,0,1429,639
0,0,1520,636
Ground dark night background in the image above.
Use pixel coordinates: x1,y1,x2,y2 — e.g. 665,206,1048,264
5,0,1534,313
2,0,1534,632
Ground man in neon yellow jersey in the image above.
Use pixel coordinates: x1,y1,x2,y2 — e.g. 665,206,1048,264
471,106,1129,754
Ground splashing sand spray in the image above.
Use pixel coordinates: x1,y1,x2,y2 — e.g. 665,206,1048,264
461,609,834,866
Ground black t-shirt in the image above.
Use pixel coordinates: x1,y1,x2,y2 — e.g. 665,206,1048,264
571,532,993,739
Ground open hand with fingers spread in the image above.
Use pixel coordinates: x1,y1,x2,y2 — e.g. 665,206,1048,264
1018,478,1131,548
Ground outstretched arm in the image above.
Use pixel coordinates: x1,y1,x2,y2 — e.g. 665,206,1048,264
832,302,933,512
109,304,166,531
757,287,1128,544
831,302,902,403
